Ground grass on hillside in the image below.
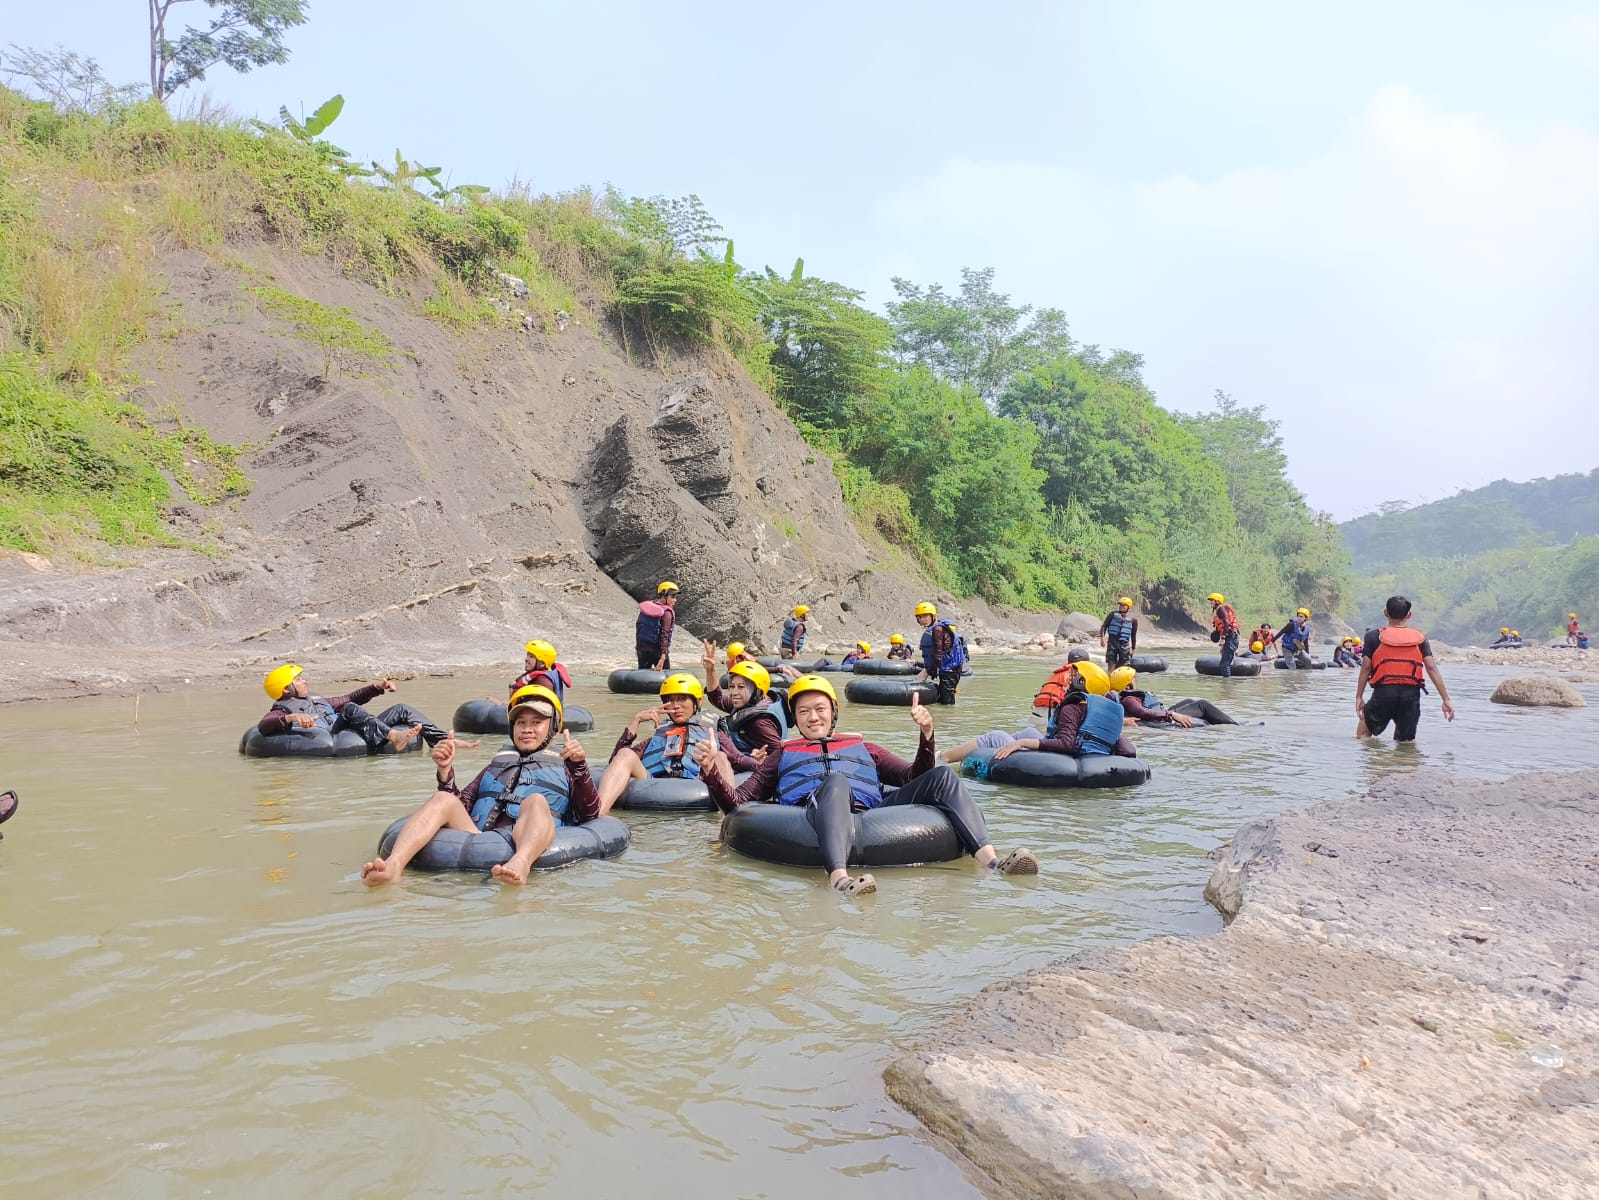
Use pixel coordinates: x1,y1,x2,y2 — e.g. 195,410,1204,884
0,87,774,557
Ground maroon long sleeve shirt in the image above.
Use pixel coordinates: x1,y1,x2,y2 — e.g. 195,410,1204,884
1118,693,1176,724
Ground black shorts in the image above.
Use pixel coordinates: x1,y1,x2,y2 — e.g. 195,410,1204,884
1364,685,1422,741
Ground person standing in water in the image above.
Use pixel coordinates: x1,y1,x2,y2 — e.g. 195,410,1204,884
1569,613,1583,647
1098,597,1138,670
635,582,679,670
1355,595,1455,742
1207,593,1241,677
779,605,810,660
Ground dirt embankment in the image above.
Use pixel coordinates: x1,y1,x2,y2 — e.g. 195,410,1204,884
887,768,1599,1199
0,244,995,702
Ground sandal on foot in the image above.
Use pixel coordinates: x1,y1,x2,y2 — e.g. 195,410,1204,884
0,790,16,825
993,848,1038,876
832,872,877,896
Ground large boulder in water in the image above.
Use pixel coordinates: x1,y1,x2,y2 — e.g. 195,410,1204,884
1056,611,1102,638
1490,676,1586,708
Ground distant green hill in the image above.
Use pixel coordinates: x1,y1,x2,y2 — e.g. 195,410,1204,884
1341,470,1599,569
1340,471,1599,644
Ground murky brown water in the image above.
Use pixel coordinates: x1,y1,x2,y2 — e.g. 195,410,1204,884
2,654,1594,1196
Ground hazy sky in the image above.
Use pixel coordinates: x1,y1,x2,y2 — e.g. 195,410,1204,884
11,1,1598,519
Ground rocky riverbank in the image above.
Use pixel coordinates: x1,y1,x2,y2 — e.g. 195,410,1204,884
887,768,1599,1199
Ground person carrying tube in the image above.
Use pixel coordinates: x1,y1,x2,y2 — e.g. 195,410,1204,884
912,601,967,705
700,640,785,772
695,674,1038,895
635,582,679,670
1099,597,1139,670
594,673,714,815
258,664,447,752
1355,595,1455,742
1206,593,1241,677
886,633,913,661
779,605,810,660
361,685,597,887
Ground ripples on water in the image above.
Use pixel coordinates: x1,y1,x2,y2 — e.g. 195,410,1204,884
1,655,1594,1195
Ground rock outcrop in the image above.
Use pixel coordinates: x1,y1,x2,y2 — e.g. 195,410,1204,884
0,248,941,697
886,769,1599,1200
1490,676,1588,707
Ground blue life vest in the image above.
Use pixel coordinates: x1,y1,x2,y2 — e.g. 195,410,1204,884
636,603,665,645
1074,694,1125,756
638,721,710,779
719,704,785,754
775,734,883,810
1280,617,1310,653
468,751,572,829
273,694,337,732
1125,689,1163,713
1104,612,1135,649
780,616,806,652
919,620,967,672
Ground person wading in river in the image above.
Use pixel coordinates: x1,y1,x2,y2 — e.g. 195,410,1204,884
1099,597,1139,670
1355,595,1455,743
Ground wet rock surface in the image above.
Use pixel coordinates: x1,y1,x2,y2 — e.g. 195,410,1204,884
1491,675,1588,707
886,769,1599,1200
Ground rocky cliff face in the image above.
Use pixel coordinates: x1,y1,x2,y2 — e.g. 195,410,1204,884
0,246,935,698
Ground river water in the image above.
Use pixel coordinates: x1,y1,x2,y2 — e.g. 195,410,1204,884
2,653,1594,1197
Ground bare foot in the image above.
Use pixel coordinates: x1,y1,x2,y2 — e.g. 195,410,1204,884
387,724,422,752
361,857,401,886
491,858,533,886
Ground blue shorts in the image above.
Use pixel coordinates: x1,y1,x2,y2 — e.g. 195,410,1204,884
975,728,1036,750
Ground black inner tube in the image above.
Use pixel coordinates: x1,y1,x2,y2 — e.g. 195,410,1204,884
843,677,940,706
719,802,962,868
376,815,630,872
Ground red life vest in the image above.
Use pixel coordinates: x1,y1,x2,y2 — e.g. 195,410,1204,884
1570,617,1581,635
1213,604,1239,635
1033,665,1073,710
1369,626,1427,687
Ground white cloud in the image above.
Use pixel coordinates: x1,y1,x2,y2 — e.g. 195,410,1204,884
1541,12,1599,67
870,86,1599,518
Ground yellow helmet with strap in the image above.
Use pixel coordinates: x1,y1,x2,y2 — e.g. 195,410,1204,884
523,639,557,668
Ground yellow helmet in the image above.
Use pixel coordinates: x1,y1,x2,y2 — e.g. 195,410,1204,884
890,633,905,645
1107,665,1136,692
914,601,937,617
1296,607,1311,618
1512,630,1520,637
855,640,871,654
507,683,564,731
1250,640,1265,653
793,604,810,617
523,639,557,668
725,641,747,662
1206,593,1225,604
1072,661,1111,696
657,581,680,594
659,672,704,707
1500,627,1510,635
264,663,304,700
1571,613,1579,620
1117,596,1133,607
728,659,771,697
786,673,839,710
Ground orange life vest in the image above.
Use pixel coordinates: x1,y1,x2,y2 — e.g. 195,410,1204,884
1570,617,1581,635
1033,665,1074,710
1369,626,1427,687
1213,604,1239,635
